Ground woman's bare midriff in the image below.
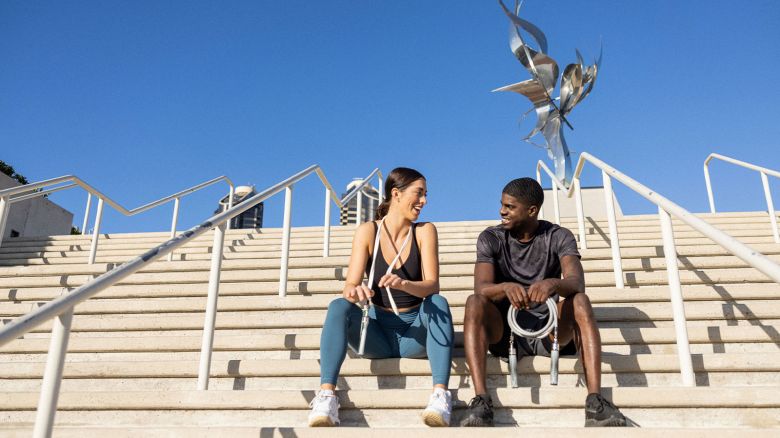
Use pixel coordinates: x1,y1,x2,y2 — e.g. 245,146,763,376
375,302,422,313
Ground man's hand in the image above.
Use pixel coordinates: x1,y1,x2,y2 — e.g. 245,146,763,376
378,273,408,290
344,283,374,304
527,278,559,304
502,282,530,309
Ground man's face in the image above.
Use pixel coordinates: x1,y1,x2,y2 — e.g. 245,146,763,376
499,192,537,230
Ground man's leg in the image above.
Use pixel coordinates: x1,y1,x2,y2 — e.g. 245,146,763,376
557,292,626,426
463,294,505,395
556,292,601,393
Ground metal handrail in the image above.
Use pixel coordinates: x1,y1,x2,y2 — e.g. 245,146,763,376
536,152,780,388
0,174,236,263
0,164,381,438
704,153,780,243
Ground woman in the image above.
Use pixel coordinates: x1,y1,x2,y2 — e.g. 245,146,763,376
308,167,454,427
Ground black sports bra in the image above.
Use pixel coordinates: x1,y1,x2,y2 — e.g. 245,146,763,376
364,221,423,309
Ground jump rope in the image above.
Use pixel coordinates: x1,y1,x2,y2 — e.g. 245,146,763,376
357,218,413,356
507,297,559,386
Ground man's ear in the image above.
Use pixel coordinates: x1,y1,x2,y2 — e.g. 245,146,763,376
528,204,540,218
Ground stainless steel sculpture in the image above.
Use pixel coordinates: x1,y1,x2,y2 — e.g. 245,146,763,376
494,0,602,187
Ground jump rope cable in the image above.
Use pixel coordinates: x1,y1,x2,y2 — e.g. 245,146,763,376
358,218,413,356
506,297,560,387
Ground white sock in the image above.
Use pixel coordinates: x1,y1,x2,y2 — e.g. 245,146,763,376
433,387,447,395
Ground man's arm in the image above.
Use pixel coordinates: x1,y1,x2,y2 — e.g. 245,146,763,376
526,254,585,303
474,262,532,309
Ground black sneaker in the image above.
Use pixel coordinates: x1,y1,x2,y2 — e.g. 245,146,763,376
460,394,494,427
585,393,627,427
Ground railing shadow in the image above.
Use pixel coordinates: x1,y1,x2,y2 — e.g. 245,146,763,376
676,254,780,349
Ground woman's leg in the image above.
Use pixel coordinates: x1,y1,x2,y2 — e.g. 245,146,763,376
398,294,454,388
319,298,394,388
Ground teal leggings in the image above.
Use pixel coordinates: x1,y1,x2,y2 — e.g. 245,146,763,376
319,294,454,386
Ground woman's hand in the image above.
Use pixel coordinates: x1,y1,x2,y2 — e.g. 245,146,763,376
378,273,408,291
343,283,374,304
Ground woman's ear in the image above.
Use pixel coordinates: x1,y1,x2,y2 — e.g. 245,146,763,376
391,187,400,201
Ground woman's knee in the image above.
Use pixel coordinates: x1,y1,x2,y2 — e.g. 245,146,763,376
326,297,354,317
424,293,450,312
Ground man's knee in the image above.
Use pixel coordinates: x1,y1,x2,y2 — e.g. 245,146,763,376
465,294,491,321
571,292,595,321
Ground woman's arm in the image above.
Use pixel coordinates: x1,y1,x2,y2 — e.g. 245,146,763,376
342,222,375,303
378,222,440,298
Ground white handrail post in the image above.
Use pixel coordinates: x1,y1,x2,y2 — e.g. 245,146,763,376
574,180,587,250
81,193,92,235
536,168,545,221
323,188,331,258
0,196,9,250
32,306,74,438
226,185,235,231
378,176,384,206
602,171,624,288
704,162,716,213
197,222,226,390
658,206,695,387
87,198,104,265
760,172,780,243
167,198,181,262
279,186,293,297
356,190,363,225
552,180,561,225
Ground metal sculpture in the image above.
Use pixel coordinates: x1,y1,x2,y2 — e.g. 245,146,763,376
494,0,602,187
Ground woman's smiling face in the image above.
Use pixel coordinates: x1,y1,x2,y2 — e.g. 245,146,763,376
392,178,427,221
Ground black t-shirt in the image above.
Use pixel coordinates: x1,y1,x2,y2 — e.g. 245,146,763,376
476,220,580,318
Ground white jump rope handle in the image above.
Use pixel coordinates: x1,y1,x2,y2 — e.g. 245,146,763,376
357,218,413,356
507,297,559,387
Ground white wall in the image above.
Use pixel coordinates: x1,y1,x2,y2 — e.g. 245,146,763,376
540,186,623,220
0,173,74,238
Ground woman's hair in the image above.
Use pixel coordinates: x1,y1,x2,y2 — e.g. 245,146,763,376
375,167,426,220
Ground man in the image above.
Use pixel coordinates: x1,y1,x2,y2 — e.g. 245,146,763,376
460,177,626,427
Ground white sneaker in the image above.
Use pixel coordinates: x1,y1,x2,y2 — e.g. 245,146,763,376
422,388,451,427
308,390,340,427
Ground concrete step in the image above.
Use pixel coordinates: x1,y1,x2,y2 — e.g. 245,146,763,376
3,253,780,281
0,353,776,380
8,300,778,333
2,211,776,245
2,231,778,259
3,368,776,392
4,284,780,314
4,325,776,354
0,387,777,428
0,265,777,291
1,427,777,438
1,341,775,366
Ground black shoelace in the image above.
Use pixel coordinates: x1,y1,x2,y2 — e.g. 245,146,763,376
468,395,492,411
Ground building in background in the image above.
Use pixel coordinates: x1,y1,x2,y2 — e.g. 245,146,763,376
340,178,380,225
540,186,623,220
216,185,263,229
0,172,74,239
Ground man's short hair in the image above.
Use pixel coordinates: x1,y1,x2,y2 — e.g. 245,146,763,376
503,177,544,208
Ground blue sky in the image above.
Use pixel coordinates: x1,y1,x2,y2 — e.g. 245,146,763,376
2,1,779,233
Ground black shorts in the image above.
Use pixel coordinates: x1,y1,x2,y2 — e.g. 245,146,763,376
487,297,577,359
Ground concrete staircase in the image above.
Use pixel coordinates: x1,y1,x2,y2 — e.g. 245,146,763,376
0,211,779,435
